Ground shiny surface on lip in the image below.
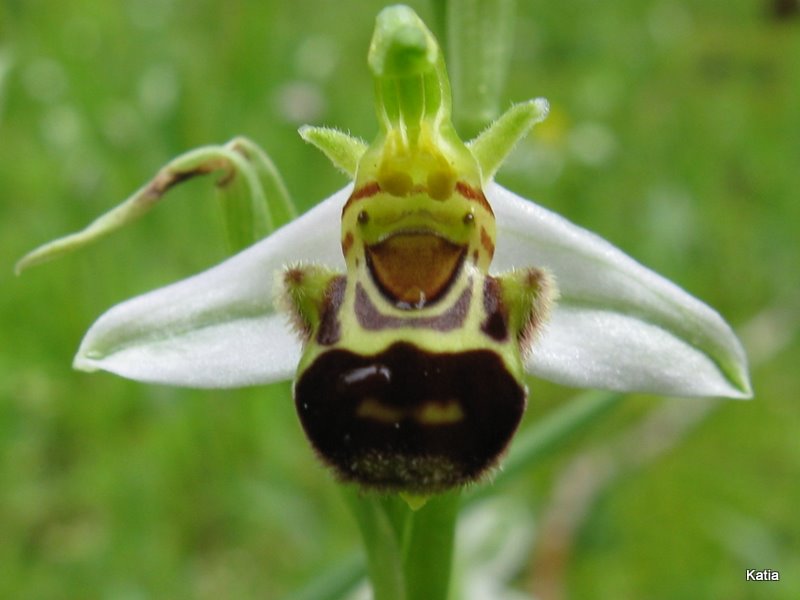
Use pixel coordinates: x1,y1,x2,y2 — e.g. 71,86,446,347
365,232,466,308
295,341,525,492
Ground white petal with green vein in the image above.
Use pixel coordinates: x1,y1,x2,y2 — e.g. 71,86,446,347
75,183,751,399
74,186,349,387
490,183,751,398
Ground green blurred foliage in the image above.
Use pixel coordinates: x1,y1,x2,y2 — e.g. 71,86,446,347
1,0,798,598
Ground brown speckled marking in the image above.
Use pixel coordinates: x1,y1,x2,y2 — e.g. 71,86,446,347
342,231,354,255
295,342,525,492
343,181,381,213
345,181,492,215
455,181,493,214
518,267,551,352
282,268,310,340
480,226,495,257
146,163,223,201
284,267,305,286
317,276,347,346
355,282,472,331
480,276,509,341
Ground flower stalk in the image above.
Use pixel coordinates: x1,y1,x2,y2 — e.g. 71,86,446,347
447,0,518,135
344,489,460,600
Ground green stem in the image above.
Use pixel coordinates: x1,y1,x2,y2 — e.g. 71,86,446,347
447,0,517,137
342,488,461,600
403,491,460,600
343,489,407,600
301,392,622,599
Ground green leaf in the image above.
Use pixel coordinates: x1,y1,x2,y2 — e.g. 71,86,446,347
16,138,292,273
342,489,407,600
479,390,623,494
294,391,624,598
281,552,365,600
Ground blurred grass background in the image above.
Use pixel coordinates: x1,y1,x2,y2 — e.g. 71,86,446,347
1,0,798,598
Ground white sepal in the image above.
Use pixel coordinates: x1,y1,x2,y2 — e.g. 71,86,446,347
74,182,751,400
489,183,751,399
74,186,350,387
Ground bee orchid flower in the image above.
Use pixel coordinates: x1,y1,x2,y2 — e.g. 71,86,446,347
61,176,750,400
16,6,753,597
18,5,751,488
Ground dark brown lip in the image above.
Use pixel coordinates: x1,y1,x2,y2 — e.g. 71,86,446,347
365,232,467,309
294,341,525,493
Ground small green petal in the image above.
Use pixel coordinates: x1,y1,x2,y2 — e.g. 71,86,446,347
298,126,367,178
468,98,550,184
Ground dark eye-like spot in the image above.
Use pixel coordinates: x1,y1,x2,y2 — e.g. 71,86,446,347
463,212,474,225
358,210,369,224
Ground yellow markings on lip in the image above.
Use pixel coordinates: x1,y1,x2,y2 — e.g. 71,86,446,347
414,400,464,424
356,398,405,422
356,398,465,424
